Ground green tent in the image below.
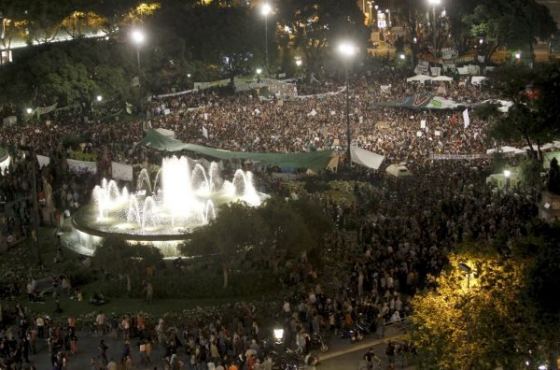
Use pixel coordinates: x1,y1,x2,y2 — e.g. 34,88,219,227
139,129,333,171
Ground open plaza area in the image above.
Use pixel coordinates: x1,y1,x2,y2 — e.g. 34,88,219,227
1,0,560,369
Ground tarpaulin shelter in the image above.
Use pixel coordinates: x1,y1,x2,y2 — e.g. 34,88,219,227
350,146,385,170
139,129,333,171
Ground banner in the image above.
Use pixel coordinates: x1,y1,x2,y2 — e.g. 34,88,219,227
380,95,463,110
2,116,16,126
194,78,230,91
463,109,470,128
111,162,133,182
37,155,51,168
153,89,195,99
35,103,57,116
431,153,488,160
67,159,97,174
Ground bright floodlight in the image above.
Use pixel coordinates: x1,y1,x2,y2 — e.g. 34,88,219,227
256,68,263,75
130,29,145,45
399,53,406,60
273,328,284,342
26,107,33,114
261,3,272,16
96,95,103,102
479,38,484,45
515,52,521,60
428,0,442,5
295,59,303,67
338,41,357,58
503,169,512,178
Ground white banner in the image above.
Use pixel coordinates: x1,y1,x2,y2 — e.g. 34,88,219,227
67,159,97,174
463,109,470,128
2,116,17,126
111,162,133,182
153,89,195,99
350,146,385,170
37,155,51,168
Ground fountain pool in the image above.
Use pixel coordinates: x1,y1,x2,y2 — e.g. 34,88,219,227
66,156,267,257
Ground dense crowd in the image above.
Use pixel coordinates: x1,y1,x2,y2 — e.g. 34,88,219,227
0,69,541,369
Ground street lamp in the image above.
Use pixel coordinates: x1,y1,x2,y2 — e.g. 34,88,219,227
130,28,145,69
96,95,103,102
428,0,442,52
399,53,406,60
504,169,512,191
260,3,272,74
26,107,33,115
337,41,357,166
515,51,522,60
295,59,303,67
273,328,284,344
256,68,263,75
459,262,473,289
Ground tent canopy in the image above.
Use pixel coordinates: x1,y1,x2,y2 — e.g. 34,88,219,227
386,164,412,177
351,146,385,170
139,129,333,171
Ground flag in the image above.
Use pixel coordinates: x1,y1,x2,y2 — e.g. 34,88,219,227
202,126,208,139
463,109,470,128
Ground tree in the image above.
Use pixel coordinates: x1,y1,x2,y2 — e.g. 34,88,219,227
461,0,557,64
277,0,367,77
478,64,560,160
410,250,535,370
181,203,267,288
92,237,163,295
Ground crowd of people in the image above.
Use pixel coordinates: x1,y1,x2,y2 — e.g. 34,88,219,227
0,66,543,369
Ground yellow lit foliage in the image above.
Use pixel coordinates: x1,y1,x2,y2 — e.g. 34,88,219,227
61,11,107,37
410,253,532,370
125,2,161,23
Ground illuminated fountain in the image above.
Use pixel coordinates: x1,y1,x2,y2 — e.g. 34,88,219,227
68,156,267,256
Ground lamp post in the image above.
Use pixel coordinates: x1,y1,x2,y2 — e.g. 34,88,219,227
130,29,145,69
504,169,511,191
337,41,357,166
459,262,472,289
260,3,272,74
428,0,441,52
96,95,103,102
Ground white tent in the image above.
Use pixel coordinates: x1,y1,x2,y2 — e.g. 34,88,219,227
350,146,385,170
406,75,432,83
386,163,412,177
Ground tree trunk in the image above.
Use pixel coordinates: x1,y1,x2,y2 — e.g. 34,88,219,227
222,264,229,289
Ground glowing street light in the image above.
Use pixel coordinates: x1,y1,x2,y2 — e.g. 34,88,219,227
260,3,273,74
399,53,406,60
26,107,33,114
130,28,146,69
273,328,284,343
338,41,358,59
504,169,512,191
96,95,103,102
256,68,263,75
515,52,522,60
337,41,358,166
295,58,303,67
130,29,145,46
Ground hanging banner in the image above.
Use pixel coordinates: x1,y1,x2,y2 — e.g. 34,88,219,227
67,159,97,174
111,162,133,182
37,155,51,168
